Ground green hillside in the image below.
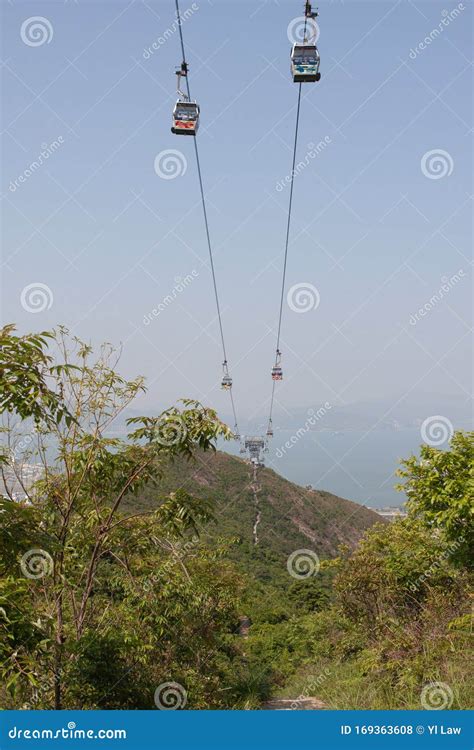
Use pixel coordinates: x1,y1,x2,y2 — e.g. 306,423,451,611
125,449,382,584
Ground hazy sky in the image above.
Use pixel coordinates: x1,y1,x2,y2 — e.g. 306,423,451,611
1,0,472,438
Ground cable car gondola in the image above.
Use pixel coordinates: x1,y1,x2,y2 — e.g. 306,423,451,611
290,43,321,83
171,62,200,136
172,100,200,136
271,350,283,381
266,420,274,438
290,2,321,83
221,361,232,390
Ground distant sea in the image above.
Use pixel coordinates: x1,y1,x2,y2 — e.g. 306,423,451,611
224,428,428,509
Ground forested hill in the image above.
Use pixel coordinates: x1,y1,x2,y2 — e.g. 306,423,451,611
126,450,382,563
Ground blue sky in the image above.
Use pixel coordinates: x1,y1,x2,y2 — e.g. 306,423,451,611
1,0,472,443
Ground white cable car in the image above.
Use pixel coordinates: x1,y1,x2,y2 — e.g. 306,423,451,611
266,420,274,438
172,100,200,136
221,361,232,390
290,43,321,83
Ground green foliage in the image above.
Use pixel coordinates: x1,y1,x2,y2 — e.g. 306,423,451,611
397,431,473,567
0,324,73,426
0,329,244,710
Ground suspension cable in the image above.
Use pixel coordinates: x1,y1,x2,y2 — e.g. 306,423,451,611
267,82,303,431
174,0,240,436
266,6,311,436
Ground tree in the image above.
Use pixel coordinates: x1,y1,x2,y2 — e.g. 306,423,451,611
1,328,243,709
397,431,473,568
0,324,73,426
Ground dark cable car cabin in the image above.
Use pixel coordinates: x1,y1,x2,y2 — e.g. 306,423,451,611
171,100,200,136
290,43,321,83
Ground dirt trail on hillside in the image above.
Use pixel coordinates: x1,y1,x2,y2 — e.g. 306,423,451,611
250,464,261,545
262,698,326,710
